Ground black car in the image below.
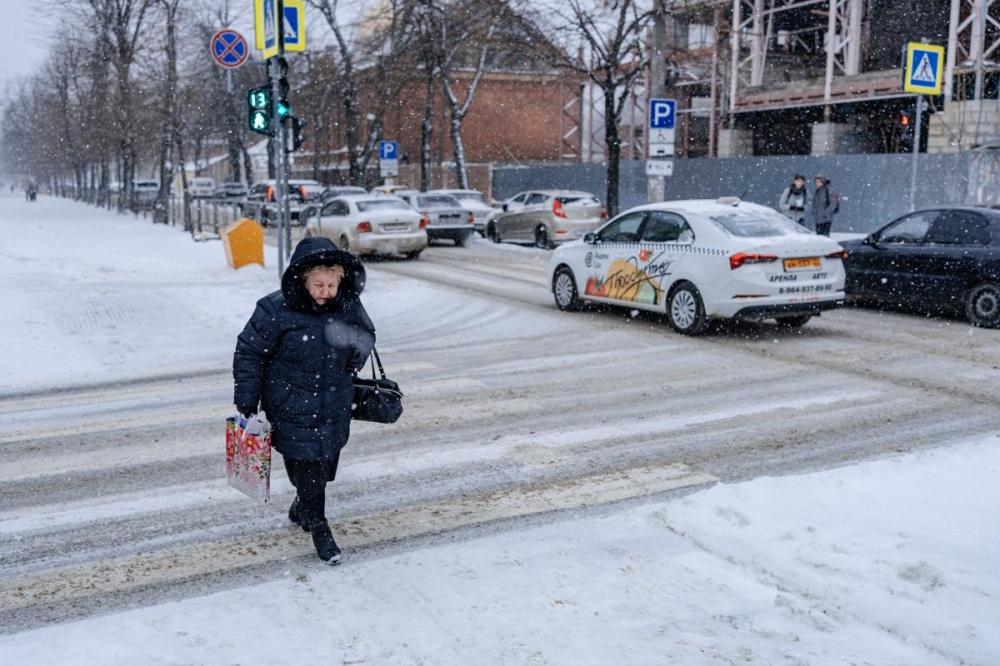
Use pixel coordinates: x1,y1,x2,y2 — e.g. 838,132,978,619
841,207,1000,327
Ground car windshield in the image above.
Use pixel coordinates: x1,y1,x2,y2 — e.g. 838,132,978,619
708,209,809,237
417,195,461,208
356,199,411,212
453,192,486,204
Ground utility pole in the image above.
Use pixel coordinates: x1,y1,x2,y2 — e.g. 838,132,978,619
647,3,667,203
909,94,923,212
268,0,291,275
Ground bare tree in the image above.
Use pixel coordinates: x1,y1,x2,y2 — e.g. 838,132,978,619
308,0,417,185
85,0,154,211
154,0,182,225
536,0,653,216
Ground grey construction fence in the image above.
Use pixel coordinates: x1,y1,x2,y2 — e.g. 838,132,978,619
493,152,1000,233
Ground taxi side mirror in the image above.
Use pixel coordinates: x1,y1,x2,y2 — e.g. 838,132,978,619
502,203,509,212
583,232,596,244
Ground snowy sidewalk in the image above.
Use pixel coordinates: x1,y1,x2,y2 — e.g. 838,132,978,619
1,438,995,665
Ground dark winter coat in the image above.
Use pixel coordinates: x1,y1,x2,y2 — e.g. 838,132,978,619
811,181,837,228
233,237,375,461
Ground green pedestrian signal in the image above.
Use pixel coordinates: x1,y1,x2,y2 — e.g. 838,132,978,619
249,109,272,135
276,98,291,118
247,86,273,136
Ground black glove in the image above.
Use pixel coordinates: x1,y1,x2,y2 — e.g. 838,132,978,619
346,349,369,374
236,404,257,418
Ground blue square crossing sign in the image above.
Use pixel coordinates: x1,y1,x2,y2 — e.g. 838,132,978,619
904,42,944,95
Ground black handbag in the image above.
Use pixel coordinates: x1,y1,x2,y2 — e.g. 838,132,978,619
351,348,403,423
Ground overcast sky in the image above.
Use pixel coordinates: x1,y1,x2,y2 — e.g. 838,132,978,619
0,1,58,92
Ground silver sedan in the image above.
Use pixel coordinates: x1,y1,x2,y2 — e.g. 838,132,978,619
398,192,476,246
488,190,606,248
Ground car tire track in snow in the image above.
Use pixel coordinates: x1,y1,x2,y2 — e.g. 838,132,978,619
0,461,718,633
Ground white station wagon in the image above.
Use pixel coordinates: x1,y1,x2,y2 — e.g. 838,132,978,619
546,199,847,334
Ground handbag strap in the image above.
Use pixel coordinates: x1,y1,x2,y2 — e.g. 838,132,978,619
369,347,388,380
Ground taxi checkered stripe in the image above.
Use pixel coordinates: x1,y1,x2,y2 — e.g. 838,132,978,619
602,243,727,256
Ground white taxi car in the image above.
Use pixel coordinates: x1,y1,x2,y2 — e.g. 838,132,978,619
547,199,847,334
306,195,428,260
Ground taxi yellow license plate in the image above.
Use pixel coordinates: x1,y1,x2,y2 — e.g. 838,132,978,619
783,257,821,271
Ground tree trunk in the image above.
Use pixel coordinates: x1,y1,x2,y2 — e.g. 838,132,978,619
312,111,322,182
603,88,621,217
175,133,192,233
420,70,434,192
242,145,254,186
155,1,179,225
449,113,469,190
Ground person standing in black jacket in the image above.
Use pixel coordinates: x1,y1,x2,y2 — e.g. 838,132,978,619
233,237,375,564
811,174,838,237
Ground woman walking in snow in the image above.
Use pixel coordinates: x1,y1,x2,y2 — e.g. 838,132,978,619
233,237,375,564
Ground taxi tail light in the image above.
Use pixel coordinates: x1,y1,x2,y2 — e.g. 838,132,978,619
266,185,274,202
553,199,568,219
467,211,475,224
729,252,779,270
356,221,373,234
300,186,308,201
419,214,429,229
826,249,848,261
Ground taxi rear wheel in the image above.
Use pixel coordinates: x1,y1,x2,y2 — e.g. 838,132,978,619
667,282,708,335
553,267,582,311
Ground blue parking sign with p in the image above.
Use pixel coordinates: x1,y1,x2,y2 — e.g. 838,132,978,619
379,141,398,161
649,99,676,130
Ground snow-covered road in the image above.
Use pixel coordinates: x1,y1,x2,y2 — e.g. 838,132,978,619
1,195,998,663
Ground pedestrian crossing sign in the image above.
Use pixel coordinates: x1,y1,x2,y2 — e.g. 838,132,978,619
904,42,944,95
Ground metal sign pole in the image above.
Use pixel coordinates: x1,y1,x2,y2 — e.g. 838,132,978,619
269,56,285,276
276,0,292,264
909,94,923,212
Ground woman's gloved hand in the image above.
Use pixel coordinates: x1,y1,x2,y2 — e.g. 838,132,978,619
346,349,370,374
236,404,257,419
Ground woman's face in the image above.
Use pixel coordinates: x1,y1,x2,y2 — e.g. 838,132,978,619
304,265,345,305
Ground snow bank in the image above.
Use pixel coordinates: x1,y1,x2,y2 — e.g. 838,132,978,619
1,437,995,665
0,195,437,394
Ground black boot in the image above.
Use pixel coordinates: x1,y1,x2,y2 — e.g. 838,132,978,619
311,523,342,564
287,497,310,532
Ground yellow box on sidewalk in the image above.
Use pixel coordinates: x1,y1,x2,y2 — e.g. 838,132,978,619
222,218,265,269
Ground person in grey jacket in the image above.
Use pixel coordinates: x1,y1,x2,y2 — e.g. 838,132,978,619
779,175,808,226
811,174,838,236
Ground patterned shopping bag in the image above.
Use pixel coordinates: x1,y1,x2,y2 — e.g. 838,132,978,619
226,413,272,503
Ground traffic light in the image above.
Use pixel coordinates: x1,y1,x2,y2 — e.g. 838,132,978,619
897,110,914,151
247,87,273,136
276,56,291,119
284,116,306,152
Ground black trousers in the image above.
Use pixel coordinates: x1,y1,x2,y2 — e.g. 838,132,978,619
284,453,340,529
